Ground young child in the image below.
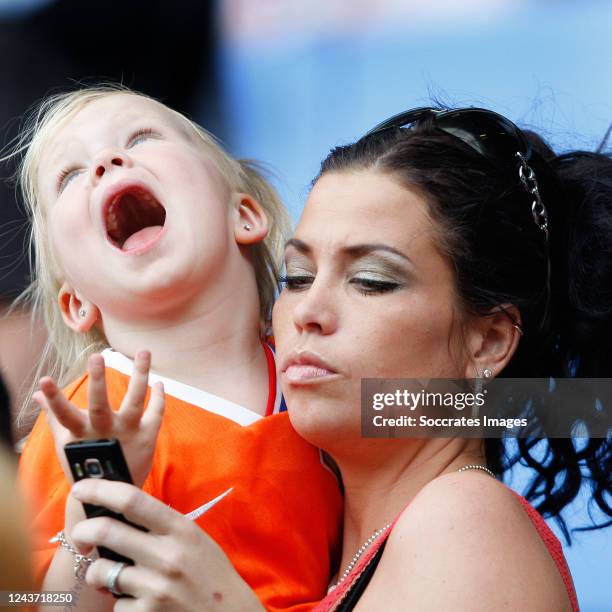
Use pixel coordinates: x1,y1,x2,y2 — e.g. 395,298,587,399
16,85,342,610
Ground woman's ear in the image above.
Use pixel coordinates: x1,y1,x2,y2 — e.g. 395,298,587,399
58,283,100,333
233,194,269,245
462,305,522,379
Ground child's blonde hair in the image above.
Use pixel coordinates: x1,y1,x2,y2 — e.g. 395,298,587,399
11,83,290,432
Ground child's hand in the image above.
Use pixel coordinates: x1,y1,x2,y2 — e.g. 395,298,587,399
33,350,165,488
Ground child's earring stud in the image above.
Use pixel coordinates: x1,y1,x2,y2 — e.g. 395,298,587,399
79,309,86,318
243,223,252,231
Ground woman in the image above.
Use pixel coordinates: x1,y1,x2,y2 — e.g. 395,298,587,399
64,107,611,610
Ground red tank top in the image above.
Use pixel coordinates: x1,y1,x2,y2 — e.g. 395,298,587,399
317,489,579,612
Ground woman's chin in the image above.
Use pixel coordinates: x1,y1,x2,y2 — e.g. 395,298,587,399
286,397,358,450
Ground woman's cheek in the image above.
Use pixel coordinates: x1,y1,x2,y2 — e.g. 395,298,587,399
272,295,294,344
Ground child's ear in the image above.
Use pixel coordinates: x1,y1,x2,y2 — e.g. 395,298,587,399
233,194,269,245
58,283,100,333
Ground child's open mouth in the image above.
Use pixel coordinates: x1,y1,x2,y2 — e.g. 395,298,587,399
104,186,166,252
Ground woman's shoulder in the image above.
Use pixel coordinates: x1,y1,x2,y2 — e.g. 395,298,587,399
404,469,529,530
389,471,540,568
357,472,573,611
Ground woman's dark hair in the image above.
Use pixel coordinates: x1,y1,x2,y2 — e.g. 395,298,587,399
316,114,612,543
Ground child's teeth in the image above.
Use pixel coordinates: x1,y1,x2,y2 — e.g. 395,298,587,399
107,210,118,233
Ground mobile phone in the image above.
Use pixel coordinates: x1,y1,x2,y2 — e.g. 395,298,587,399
64,438,147,566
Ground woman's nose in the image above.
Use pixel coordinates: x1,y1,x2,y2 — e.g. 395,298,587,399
90,150,133,184
292,281,338,336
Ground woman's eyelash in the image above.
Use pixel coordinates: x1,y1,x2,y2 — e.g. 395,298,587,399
350,278,401,294
279,275,313,290
279,274,401,295
128,127,158,146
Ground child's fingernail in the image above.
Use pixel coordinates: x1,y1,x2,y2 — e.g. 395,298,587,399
89,353,104,366
39,377,55,393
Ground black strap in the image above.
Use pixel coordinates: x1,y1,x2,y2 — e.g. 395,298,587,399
335,539,387,612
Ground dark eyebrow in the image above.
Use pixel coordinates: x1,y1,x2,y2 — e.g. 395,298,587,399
284,238,413,265
284,238,311,254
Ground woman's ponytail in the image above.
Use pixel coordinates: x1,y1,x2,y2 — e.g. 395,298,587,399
549,147,612,377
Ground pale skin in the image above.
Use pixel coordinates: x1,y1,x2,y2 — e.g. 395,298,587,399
41,92,271,410
32,92,274,610
42,170,571,609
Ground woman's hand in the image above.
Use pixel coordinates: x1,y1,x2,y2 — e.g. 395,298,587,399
33,351,165,487
70,479,264,612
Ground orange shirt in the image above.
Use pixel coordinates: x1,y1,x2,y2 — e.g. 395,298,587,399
19,347,342,610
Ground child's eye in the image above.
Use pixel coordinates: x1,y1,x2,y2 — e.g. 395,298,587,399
350,277,401,295
128,128,158,148
57,168,83,194
279,275,314,291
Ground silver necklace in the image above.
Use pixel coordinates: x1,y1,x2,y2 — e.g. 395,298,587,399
328,464,495,593
457,464,496,478
328,523,391,592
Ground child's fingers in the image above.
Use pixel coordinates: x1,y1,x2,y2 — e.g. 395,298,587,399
120,350,152,428
142,382,165,435
86,354,113,434
36,377,87,436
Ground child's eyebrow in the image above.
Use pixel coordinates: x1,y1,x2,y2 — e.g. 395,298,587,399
45,140,76,170
42,135,97,186
44,107,164,155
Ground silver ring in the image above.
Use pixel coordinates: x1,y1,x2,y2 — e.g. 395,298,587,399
105,561,127,596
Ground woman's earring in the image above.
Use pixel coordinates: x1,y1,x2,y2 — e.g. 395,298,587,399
243,223,252,231
79,309,86,318
473,367,492,417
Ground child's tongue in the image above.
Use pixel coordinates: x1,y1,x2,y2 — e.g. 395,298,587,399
122,226,163,251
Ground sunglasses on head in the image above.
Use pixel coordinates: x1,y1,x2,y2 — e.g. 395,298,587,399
363,106,548,240
364,106,533,170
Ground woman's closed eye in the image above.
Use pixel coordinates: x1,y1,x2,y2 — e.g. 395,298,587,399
279,274,314,291
350,275,403,295
279,272,403,295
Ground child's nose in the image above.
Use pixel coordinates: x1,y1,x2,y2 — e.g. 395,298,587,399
95,156,122,178
91,150,132,183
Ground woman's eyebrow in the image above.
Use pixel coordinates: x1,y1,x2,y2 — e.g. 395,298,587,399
284,238,311,254
284,238,413,265
343,243,413,265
